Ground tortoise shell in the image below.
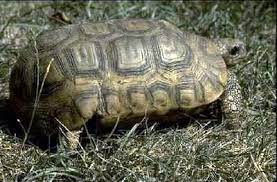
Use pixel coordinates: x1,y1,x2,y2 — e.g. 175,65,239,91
10,19,227,131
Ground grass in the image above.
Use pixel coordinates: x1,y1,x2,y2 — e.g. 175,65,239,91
0,1,276,181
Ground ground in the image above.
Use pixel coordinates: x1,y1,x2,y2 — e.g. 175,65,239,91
0,1,276,181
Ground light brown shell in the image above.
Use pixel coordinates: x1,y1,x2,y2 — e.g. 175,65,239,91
10,19,227,130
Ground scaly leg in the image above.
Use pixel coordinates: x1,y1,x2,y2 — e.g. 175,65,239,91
59,128,82,151
220,71,243,129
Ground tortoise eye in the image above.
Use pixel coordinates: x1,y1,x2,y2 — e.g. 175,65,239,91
229,45,240,56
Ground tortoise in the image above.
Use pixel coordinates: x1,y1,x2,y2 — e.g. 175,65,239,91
9,19,246,149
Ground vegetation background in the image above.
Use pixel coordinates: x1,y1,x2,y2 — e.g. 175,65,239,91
0,1,276,181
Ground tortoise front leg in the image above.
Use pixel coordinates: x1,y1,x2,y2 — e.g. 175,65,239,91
56,94,98,151
220,71,243,129
59,128,83,151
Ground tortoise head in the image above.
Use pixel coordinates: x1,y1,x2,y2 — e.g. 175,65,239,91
215,38,247,67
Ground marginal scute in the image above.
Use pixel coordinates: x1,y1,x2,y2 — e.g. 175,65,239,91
158,20,185,39
193,79,205,104
55,105,85,130
203,79,222,103
127,86,148,114
74,80,103,116
218,70,228,87
46,59,65,82
175,76,195,108
74,94,98,119
177,89,194,108
147,81,172,112
152,90,171,113
36,27,73,51
119,19,152,32
105,94,121,115
80,22,111,35
130,92,147,114
53,50,74,77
